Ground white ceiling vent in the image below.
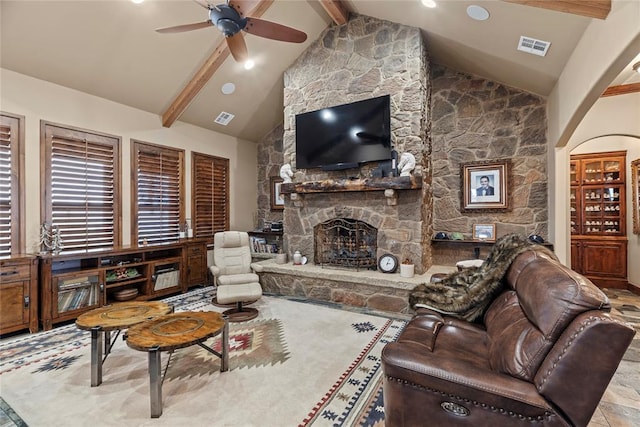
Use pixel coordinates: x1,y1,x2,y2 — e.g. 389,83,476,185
517,36,551,57
214,111,235,126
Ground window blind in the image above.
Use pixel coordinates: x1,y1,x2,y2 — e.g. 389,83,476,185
0,117,18,256
192,153,229,239
45,127,119,252
133,142,184,245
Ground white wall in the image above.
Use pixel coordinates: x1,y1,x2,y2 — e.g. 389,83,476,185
0,68,258,252
559,92,640,286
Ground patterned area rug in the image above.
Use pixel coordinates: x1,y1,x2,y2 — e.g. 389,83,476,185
0,287,405,426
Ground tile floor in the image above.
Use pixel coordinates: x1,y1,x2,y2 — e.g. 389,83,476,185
588,289,640,427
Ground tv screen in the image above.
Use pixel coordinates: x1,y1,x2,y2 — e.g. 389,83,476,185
295,95,391,170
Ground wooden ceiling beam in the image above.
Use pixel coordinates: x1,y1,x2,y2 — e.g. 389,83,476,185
503,1,611,20
161,0,274,128
601,82,640,97
319,0,349,25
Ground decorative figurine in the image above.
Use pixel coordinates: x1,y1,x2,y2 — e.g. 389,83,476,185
39,222,63,253
397,152,416,176
280,163,293,183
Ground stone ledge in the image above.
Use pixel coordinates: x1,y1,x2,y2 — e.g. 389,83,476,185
253,259,455,314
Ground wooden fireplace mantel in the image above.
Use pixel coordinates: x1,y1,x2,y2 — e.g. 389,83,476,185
280,175,422,195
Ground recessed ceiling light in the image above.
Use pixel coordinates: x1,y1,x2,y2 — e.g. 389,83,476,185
244,59,255,70
421,0,437,8
467,5,490,21
221,82,236,95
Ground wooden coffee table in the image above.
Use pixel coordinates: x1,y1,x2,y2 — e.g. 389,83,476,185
75,301,172,387
126,311,229,418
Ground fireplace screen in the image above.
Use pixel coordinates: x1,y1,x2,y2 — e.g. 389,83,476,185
314,218,377,270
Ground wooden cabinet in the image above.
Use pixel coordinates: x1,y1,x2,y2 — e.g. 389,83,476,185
570,151,627,289
184,240,208,286
39,240,209,330
0,256,38,334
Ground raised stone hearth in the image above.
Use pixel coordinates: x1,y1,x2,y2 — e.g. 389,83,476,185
254,259,455,315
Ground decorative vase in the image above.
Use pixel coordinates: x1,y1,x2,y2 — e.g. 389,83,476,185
293,250,302,265
400,263,415,278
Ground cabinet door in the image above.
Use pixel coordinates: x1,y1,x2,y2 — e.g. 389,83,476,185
570,240,582,274
570,187,580,234
581,241,626,279
0,280,29,331
186,243,207,286
53,272,101,317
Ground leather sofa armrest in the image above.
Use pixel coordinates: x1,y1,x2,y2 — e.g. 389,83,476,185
404,309,444,352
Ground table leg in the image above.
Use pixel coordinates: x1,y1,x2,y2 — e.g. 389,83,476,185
148,347,162,418
221,317,229,372
104,330,111,356
90,326,103,387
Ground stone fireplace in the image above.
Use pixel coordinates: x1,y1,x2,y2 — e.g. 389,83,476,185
314,218,377,270
280,14,432,274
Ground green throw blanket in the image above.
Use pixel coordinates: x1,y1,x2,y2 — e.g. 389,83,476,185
409,233,557,322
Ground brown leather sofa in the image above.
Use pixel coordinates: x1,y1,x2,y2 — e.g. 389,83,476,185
382,250,635,427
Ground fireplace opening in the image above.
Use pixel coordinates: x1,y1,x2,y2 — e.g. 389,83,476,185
314,218,377,270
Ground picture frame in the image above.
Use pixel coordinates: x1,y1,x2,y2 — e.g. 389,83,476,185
461,160,510,211
472,224,496,241
270,176,284,210
632,158,640,235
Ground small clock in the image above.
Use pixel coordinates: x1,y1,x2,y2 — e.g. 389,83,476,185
378,254,398,273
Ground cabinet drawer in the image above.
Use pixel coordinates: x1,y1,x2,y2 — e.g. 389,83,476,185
187,245,204,256
0,262,32,282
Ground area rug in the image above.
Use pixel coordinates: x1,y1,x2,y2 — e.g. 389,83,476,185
0,287,405,426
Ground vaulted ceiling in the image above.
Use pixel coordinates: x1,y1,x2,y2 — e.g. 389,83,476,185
1,0,637,142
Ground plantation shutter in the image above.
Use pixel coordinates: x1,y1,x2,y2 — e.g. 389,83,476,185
192,153,229,239
0,115,21,256
42,123,120,252
133,142,184,245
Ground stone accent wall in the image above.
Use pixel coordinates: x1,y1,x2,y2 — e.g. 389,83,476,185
256,123,284,230
430,65,548,263
281,14,432,273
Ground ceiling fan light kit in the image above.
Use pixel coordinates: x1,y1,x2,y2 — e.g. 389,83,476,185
155,0,307,64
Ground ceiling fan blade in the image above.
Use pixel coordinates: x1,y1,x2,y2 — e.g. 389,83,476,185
228,0,260,17
156,21,213,34
244,17,307,43
226,32,249,63
192,0,212,9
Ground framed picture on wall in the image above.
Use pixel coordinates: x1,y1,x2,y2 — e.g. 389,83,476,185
270,177,284,211
462,160,510,211
472,224,496,241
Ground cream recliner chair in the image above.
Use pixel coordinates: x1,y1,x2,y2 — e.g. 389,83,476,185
209,231,262,321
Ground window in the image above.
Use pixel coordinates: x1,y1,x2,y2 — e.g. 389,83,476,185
132,140,184,245
0,113,25,256
41,122,121,252
192,153,229,239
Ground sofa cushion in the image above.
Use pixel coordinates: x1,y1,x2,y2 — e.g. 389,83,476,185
485,291,548,380
485,251,611,382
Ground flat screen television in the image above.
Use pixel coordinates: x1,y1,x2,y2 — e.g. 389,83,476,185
295,95,391,170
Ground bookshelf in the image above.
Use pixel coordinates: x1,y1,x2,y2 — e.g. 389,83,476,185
39,239,208,330
247,230,283,259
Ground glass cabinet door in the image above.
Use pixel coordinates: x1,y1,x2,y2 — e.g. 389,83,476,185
570,187,579,234
54,272,101,316
582,160,603,183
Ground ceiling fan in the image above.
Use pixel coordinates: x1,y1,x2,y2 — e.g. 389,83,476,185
156,0,307,63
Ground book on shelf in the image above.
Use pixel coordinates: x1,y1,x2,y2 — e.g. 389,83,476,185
249,236,278,254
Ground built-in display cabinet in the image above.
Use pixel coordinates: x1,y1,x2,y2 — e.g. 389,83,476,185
570,151,627,289
39,239,208,330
